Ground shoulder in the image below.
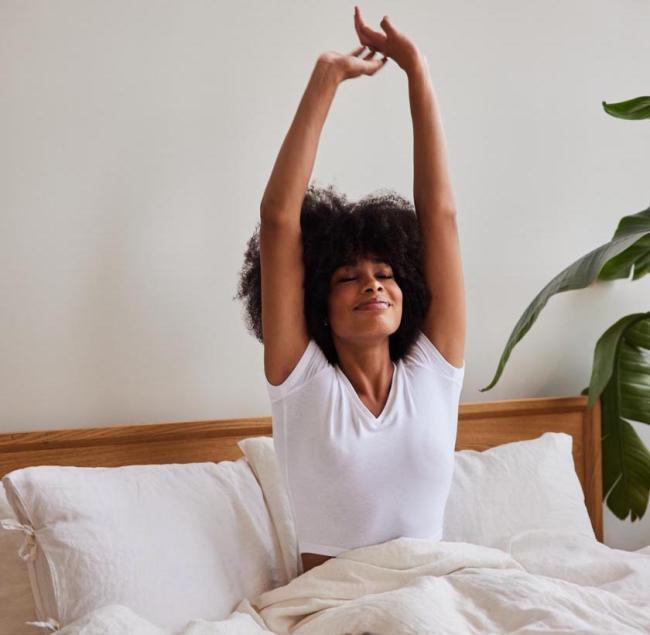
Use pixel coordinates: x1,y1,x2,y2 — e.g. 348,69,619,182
265,339,331,402
403,330,465,385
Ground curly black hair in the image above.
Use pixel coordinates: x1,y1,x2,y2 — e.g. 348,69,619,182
233,182,431,366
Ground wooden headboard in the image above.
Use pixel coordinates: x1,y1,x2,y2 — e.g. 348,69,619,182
0,394,602,542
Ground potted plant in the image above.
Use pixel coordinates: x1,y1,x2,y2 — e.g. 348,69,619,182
481,96,650,523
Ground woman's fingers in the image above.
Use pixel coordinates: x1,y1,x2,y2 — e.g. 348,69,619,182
354,6,386,50
349,45,383,60
379,15,396,34
359,42,389,73
368,57,388,74
362,53,388,75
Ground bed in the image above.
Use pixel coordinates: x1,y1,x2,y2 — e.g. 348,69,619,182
2,394,649,634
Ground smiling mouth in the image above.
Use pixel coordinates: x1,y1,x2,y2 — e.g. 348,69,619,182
356,301,390,310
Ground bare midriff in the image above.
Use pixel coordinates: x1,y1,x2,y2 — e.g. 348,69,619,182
301,552,334,573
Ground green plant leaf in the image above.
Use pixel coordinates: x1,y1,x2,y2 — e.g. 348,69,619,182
602,96,650,120
580,316,650,521
585,312,650,409
598,235,650,281
599,316,650,520
480,205,650,391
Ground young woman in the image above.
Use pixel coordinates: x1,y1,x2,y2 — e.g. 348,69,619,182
236,7,466,575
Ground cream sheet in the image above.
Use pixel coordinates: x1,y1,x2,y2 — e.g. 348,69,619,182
53,529,650,635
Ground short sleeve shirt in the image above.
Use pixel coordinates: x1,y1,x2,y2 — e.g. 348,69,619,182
265,330,465,556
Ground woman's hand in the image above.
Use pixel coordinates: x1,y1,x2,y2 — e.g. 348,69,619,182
318,45,388,83
353,6,422,75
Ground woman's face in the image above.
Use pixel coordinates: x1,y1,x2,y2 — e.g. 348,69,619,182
328,254,403,343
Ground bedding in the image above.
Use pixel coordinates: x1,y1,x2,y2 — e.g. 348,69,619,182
0,483,39,635
1,459,289,631
238,436,301,580
45,529,650,634
0,432,620,634
443,431,596,550
236,432,596,573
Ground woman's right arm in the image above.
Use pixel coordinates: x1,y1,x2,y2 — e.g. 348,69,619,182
260,57,342,221
259,58,343,386
260,49,386,385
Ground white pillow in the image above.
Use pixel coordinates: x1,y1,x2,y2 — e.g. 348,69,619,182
1,459,288,631
239,432,596,558
442,431,596,550
0,483,39,635
237,436,301,578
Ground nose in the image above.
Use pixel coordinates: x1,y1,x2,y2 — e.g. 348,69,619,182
364,277,383,293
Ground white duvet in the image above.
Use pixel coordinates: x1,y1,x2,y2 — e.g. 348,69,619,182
53,529,650,635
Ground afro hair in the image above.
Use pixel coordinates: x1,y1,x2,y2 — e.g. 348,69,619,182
234,182,432,366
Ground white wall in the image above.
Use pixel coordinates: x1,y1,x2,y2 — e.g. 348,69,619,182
1,1,649,549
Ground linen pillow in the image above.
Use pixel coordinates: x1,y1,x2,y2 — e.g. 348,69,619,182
237,436,301,578
239,431,596,558
442,431,596,550
1,458,288,632
0,483,39,635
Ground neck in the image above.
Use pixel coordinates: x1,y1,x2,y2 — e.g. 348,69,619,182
334,335,394,400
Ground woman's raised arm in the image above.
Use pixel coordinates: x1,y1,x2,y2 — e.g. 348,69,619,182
407,55,466,370
260,59,339,221
260,47,388,386
354,7,466,369
260,48,387,222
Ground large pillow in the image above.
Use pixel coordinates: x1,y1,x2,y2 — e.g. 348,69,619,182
0,483,39,635
1,459,289,632
239,432,596,559
237,436,301,578
442,431,596,550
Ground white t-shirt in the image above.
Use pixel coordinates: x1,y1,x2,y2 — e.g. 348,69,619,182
265,330,465,557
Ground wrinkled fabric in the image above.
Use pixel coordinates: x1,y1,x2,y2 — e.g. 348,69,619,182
3,460,285,631
443,432,596,550
53,602,273,634
52,529,650,634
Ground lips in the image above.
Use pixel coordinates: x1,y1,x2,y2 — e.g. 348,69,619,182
356,299,390,310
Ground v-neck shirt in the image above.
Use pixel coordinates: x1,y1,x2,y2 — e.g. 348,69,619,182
335,361,397,423
265,330,465,557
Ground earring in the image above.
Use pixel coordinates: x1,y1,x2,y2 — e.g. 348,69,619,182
323,319,328,326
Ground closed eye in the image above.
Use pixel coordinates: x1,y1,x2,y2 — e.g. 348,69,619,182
339,274,393,282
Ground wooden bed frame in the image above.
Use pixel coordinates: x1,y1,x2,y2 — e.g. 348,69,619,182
0,394,603,542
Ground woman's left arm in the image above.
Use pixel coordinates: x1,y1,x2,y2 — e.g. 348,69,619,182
407,56,466,369
353,7,466,369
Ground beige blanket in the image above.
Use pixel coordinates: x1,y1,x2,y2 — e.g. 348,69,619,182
54,530,650,634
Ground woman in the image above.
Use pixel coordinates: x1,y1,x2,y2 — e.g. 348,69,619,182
236,7,466,575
